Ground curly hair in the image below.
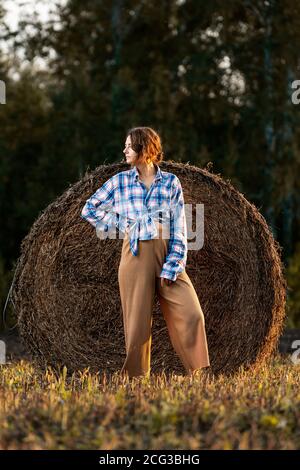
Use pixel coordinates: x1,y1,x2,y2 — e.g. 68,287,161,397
125,126,164,165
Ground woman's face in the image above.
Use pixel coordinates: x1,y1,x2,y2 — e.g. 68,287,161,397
123,135,138,165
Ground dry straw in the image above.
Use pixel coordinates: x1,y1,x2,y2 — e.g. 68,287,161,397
11,161,287,376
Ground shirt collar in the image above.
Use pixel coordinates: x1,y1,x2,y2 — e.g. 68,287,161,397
131,163,162,182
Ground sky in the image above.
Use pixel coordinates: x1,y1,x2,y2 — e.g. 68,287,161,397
3,0,63,31
1,0,66,74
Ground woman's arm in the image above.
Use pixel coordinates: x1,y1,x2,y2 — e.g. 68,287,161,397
160,176,188,282
80,176,117,232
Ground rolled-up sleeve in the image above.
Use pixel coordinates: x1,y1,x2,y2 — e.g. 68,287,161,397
160,177,187,281
80,176,116,232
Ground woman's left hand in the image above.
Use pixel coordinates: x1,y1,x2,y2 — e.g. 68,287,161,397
160,277,174,287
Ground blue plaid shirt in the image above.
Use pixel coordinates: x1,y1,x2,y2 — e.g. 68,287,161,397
80,163,187,281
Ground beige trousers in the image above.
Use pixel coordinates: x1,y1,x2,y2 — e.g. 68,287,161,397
118,222,210,378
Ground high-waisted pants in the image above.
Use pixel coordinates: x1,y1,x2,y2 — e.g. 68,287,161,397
118,222,210,378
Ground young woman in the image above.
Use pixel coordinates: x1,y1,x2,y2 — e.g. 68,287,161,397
81,126,210,378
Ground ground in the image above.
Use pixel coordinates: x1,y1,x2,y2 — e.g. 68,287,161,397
0,333,299,450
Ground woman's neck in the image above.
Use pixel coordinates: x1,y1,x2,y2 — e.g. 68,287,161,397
135,162,157,179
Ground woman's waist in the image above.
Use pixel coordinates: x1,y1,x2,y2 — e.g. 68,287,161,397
123,220,170,243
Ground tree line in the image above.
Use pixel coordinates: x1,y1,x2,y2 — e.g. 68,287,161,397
1,0,300,326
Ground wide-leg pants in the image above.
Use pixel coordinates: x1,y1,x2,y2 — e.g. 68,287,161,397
118,222,210,378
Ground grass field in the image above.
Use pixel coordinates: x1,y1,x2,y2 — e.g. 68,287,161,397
0,354,299,450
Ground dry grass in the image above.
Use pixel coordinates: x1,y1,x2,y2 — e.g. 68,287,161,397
0,353,299,450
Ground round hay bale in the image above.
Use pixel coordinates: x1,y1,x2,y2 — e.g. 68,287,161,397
11,161,287,376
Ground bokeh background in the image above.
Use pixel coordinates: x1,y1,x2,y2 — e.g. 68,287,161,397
1,0,300,333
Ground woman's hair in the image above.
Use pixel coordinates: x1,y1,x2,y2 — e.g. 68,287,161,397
125,126,164,165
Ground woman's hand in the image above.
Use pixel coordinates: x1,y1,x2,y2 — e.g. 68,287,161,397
160,277,175,287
